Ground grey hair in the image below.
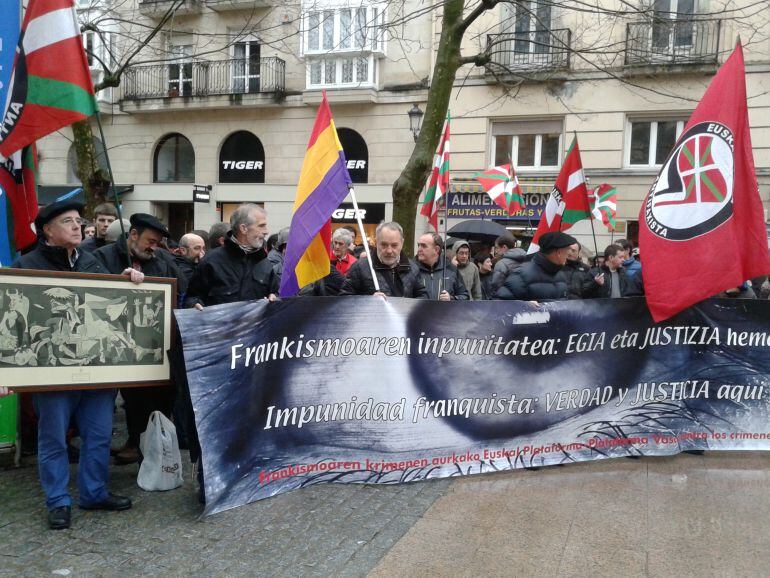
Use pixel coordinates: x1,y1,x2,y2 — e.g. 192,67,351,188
230,203,265,231
332,228,353,244
375,221,404,240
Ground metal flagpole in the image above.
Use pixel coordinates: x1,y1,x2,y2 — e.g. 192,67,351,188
93,111,131,269
348,185,380,292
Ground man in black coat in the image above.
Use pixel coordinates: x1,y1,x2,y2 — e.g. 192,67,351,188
340,222,427,299
182,203,278,503
414,232,469,301
94,213,187,465
496,232,576,301
563,242,602,299
10,200,133,530
185,204,279,308
173,232,206,286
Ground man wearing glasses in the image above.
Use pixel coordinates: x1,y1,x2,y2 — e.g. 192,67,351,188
8,200,136,530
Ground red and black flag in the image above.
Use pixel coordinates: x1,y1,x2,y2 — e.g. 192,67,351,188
638,42,770,322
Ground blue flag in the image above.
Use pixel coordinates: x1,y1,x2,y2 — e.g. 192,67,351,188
0,0,20,265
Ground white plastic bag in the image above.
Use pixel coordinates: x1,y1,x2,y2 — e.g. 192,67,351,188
138,411,183,491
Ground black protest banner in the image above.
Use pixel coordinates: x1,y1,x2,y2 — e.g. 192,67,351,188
175,298,770,516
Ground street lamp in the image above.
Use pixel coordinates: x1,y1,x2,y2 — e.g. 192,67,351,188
407,104,424,142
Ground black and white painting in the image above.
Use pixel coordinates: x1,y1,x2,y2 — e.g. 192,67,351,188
0,270,174,389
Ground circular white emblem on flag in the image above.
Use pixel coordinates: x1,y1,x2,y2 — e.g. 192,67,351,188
644,122,734,240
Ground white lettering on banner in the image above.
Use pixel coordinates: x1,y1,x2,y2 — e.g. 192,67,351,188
346,160,366,169
222,160,264,170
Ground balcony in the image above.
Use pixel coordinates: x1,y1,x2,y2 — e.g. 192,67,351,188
625,19,721,66
486,28,571,74
138,0,203,17
121,57,286,105
204,0,274,11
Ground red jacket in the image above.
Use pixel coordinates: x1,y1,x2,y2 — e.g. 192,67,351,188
332,251,357,276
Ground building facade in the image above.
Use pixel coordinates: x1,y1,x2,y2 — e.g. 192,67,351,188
37,0,770,250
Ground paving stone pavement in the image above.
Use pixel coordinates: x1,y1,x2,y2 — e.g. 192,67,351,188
0,453,451,577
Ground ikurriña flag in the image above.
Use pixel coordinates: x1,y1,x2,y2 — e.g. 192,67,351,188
420,113,450,231
528,136,591,253
590,184,618,231
638,43,770,322
0,0,98,159
279,92,352,297
474,163,526,215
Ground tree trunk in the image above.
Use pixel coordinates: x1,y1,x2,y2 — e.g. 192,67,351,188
72,119,110,218
391,0,465,255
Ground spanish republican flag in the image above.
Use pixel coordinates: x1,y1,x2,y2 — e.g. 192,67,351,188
279,92,352,297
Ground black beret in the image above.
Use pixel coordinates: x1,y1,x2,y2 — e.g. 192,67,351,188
129,213,170,238
34,200,84,233
538,231,577,252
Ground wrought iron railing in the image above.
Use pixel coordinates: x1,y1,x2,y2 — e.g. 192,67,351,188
121,57,285,100
486,28,571,72
625,19,721,65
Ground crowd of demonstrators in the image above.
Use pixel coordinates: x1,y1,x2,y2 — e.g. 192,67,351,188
3,196,756,529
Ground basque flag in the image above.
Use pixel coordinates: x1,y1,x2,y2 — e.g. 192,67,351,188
638,42,770,322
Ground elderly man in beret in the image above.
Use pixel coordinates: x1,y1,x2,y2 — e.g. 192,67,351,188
6,199,137,530
94,213,187,465
496,231,576,301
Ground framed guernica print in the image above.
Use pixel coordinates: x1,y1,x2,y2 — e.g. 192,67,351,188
0,269,176,391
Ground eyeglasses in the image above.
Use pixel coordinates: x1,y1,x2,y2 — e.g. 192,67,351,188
54,217,86,227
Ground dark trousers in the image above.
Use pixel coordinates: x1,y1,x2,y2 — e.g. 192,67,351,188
120,385,174,448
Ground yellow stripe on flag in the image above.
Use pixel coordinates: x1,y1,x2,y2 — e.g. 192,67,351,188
293,124,343,211
296,234,330,288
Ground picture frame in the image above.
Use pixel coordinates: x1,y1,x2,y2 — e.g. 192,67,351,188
0,268,177,392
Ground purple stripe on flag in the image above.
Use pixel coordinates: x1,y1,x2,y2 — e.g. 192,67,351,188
280,154,351,296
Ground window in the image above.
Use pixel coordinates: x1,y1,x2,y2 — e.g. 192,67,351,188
304,4,385,55
652,0,695,51
232,41,260,93
501,1,552,55
302,2,386,88
627,119,686,166
154,134,195,183
491,120,562,169
168,45,193,96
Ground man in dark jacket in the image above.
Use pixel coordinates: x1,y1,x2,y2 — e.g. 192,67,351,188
182,203,278,503
11,200,133,530
496,232,575,301
186,204,278,308
563,242,602,299
491,233,527,296
78,202,118,253
414,232,468,301
94,213,187,465
591,244,643,298
173,232,206,286
340,222,427,299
